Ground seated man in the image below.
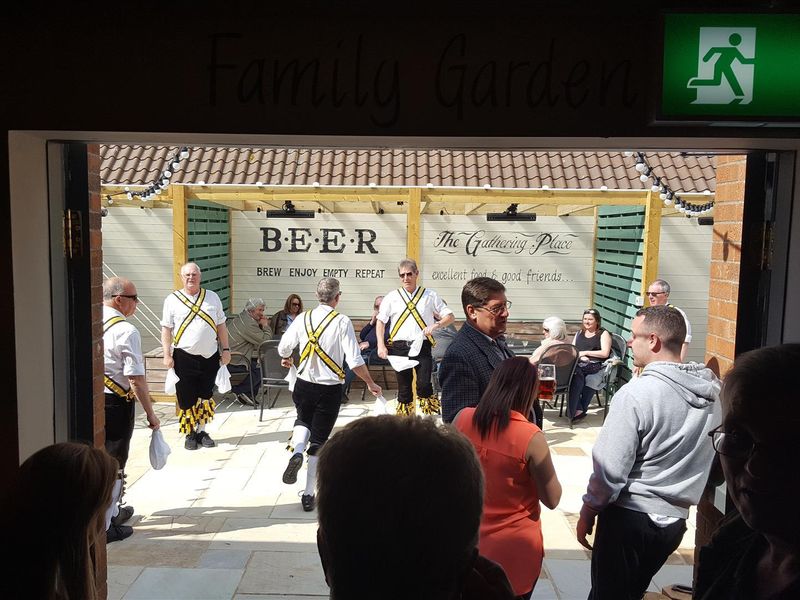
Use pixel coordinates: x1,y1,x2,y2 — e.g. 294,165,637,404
316,416,515,600
227,298,272,405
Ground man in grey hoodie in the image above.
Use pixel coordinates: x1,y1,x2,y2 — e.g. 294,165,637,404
576,305,721,600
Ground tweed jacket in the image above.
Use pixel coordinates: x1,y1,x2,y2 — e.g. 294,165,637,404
439,322,513,423
227,309,272,366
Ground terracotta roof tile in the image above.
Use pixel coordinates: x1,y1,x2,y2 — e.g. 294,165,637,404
100,145,716,193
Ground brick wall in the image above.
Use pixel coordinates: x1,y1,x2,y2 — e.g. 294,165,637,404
87,143,108,596
694,155,746,569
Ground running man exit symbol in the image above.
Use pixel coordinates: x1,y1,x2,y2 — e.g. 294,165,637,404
687,27,756,105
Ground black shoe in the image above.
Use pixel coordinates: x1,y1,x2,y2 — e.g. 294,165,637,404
185,432,198,450
196,431,216,448
106,524,133,543
112,505,135,526
301,494,316,512
282,453,303,484
571,411,588,423
237,393,255,407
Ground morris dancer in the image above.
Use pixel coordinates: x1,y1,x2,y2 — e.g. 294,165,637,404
279,277,382,511
161,262,230,450
376,258,454,416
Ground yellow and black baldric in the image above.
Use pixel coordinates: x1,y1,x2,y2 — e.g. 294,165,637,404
388,287,435,346
297,310,346,380
172,288,217,346
103,315,135,401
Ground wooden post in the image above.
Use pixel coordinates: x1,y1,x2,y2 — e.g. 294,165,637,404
590,205,599,305
172,185,189,289
641,191,662,296
406,187,422,265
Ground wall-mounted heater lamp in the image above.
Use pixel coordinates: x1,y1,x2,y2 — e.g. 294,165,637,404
266,200,316,219
486,204,536,222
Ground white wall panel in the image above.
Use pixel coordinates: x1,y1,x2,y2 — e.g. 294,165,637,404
657,217,713,363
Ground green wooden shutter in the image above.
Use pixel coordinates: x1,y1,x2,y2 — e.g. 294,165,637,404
188,200,230,313
593,206,645,381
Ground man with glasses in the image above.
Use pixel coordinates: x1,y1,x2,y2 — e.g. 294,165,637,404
576,305,720,600
647,279,692,361
161,262,231,451
439,277,516,424
102,277,161,542
376,258,454,416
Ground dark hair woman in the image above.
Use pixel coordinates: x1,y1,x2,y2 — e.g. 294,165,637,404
271,293,304,335
454,356,562,600
569,307,612,422
1,442,119,600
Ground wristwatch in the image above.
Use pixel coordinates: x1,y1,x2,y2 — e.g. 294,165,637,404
222,347,230,351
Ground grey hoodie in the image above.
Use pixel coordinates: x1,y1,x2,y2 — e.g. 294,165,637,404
583,361,721,519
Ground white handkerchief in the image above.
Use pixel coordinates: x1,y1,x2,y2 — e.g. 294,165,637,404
388,355,419,372
284,365,298,391
408,332,426,358
164,368,180,395
215,365,231,393
373,395,389,416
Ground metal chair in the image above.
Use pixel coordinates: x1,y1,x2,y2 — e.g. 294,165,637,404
585,333,628,411
538,343,580,418
227,351,256,409
257,340,291,421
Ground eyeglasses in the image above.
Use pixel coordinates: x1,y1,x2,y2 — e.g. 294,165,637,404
476,301,512,316
399,272,415,278
708,426,763,459
291,302,301,307
647,291,666,297
113,294,139,302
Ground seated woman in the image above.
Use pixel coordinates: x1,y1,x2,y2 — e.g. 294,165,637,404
0,442,119,600
569,308,611,422
695,344,800,600
528,316,568,365
454,357,562,600
271,293,303,336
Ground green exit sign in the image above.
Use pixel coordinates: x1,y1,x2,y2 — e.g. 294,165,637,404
661,14,800,122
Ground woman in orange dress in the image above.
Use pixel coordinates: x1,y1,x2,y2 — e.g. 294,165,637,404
454,356,562,600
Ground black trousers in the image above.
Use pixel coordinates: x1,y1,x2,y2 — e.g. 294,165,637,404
588,505,686,600
173,347,219,410
104,392,135,470
390,340,433,405
292,377,342,455
228,359,262,396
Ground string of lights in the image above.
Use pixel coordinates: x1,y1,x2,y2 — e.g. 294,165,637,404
624,151,714,217
106,146,191,204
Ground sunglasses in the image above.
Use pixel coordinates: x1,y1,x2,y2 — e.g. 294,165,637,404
399,272,415,278
583,309,598,315
113,294,139,302
291,302,301,306
647,292,666,297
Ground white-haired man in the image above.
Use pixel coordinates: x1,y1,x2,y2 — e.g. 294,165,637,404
376,258,454,416
103,276,160,542
279,277,382,511
227,297,272,406
161,262,230,450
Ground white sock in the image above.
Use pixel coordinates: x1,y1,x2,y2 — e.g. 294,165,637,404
291,425,311,455
196,422,206,433
304,455,319,495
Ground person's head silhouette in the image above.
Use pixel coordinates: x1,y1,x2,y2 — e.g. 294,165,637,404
729,33,742,46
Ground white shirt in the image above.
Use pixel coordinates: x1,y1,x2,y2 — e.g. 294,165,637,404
103,306,145,394
278,304,364,386
672,305,692,344
377,287,454,342
160,288,226,358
